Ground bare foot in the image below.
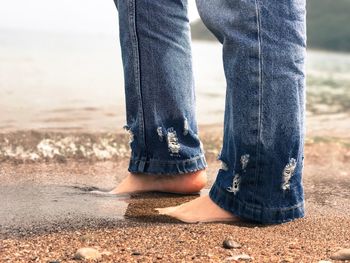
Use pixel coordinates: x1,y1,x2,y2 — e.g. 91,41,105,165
109,169,207,195
156,195,239,223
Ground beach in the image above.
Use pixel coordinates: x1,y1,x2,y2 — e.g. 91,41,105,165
1,29,350,262
1,125,350,262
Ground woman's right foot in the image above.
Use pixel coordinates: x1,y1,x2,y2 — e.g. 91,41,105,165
109,169,207,195
156,195,240,223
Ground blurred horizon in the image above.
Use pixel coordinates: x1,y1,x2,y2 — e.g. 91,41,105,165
0,0,199,35
0,0,349,136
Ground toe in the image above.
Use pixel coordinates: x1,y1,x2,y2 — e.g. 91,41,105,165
155,206,178,214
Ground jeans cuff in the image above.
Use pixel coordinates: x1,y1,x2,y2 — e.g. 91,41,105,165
209,182,305,224
128,154,208,175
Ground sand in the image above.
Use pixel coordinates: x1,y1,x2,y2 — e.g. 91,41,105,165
0,129,349,262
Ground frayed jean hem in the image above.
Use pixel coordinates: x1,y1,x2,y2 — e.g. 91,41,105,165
128,154,208,175
209,182,305,224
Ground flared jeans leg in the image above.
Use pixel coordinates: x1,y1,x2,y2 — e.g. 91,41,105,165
195,0,307,224
114,0,207,175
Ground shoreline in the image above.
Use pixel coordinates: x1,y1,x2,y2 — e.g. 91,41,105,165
0,125,349,262
0,123,349,164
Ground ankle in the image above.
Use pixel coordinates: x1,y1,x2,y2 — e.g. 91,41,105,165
134,169,207,193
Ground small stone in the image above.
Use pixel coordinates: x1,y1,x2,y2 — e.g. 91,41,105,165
48,261,60,263
226,254,252,261
223,239,242,249
280,258,294,263
73,247,101,260
79,234,92,242
288,242,300,250
330,248,350,260
101,251,112,256
132,251,142,256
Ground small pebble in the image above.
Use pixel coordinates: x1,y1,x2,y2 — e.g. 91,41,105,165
280,258,294,263
101,251,112,256
330,248,350,260
288,242,300,250
223,239,242,249
79,234,92,242
73,247,101,260
226,254,252,261
132,251,142,256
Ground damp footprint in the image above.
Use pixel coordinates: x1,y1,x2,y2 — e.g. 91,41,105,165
70,186,135,199
70,185,113,195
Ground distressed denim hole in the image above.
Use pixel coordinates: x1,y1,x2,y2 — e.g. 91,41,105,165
227,173,241,194
282,158,297,191
166,128,180,156
199,139,204,153
240,154,250,170
157,127,164,142
183,117,189,136
220,160,229,171
123,125,134,144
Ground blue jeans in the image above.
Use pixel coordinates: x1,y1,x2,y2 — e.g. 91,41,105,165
113,0,306,224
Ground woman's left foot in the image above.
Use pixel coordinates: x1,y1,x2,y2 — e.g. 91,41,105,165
109,169,207,195
156,195,240,223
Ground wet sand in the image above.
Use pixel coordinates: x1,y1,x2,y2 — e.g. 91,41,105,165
1,129,349,262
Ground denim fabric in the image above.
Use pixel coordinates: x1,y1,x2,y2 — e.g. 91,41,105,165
114,0,207,175
114,0,306,224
